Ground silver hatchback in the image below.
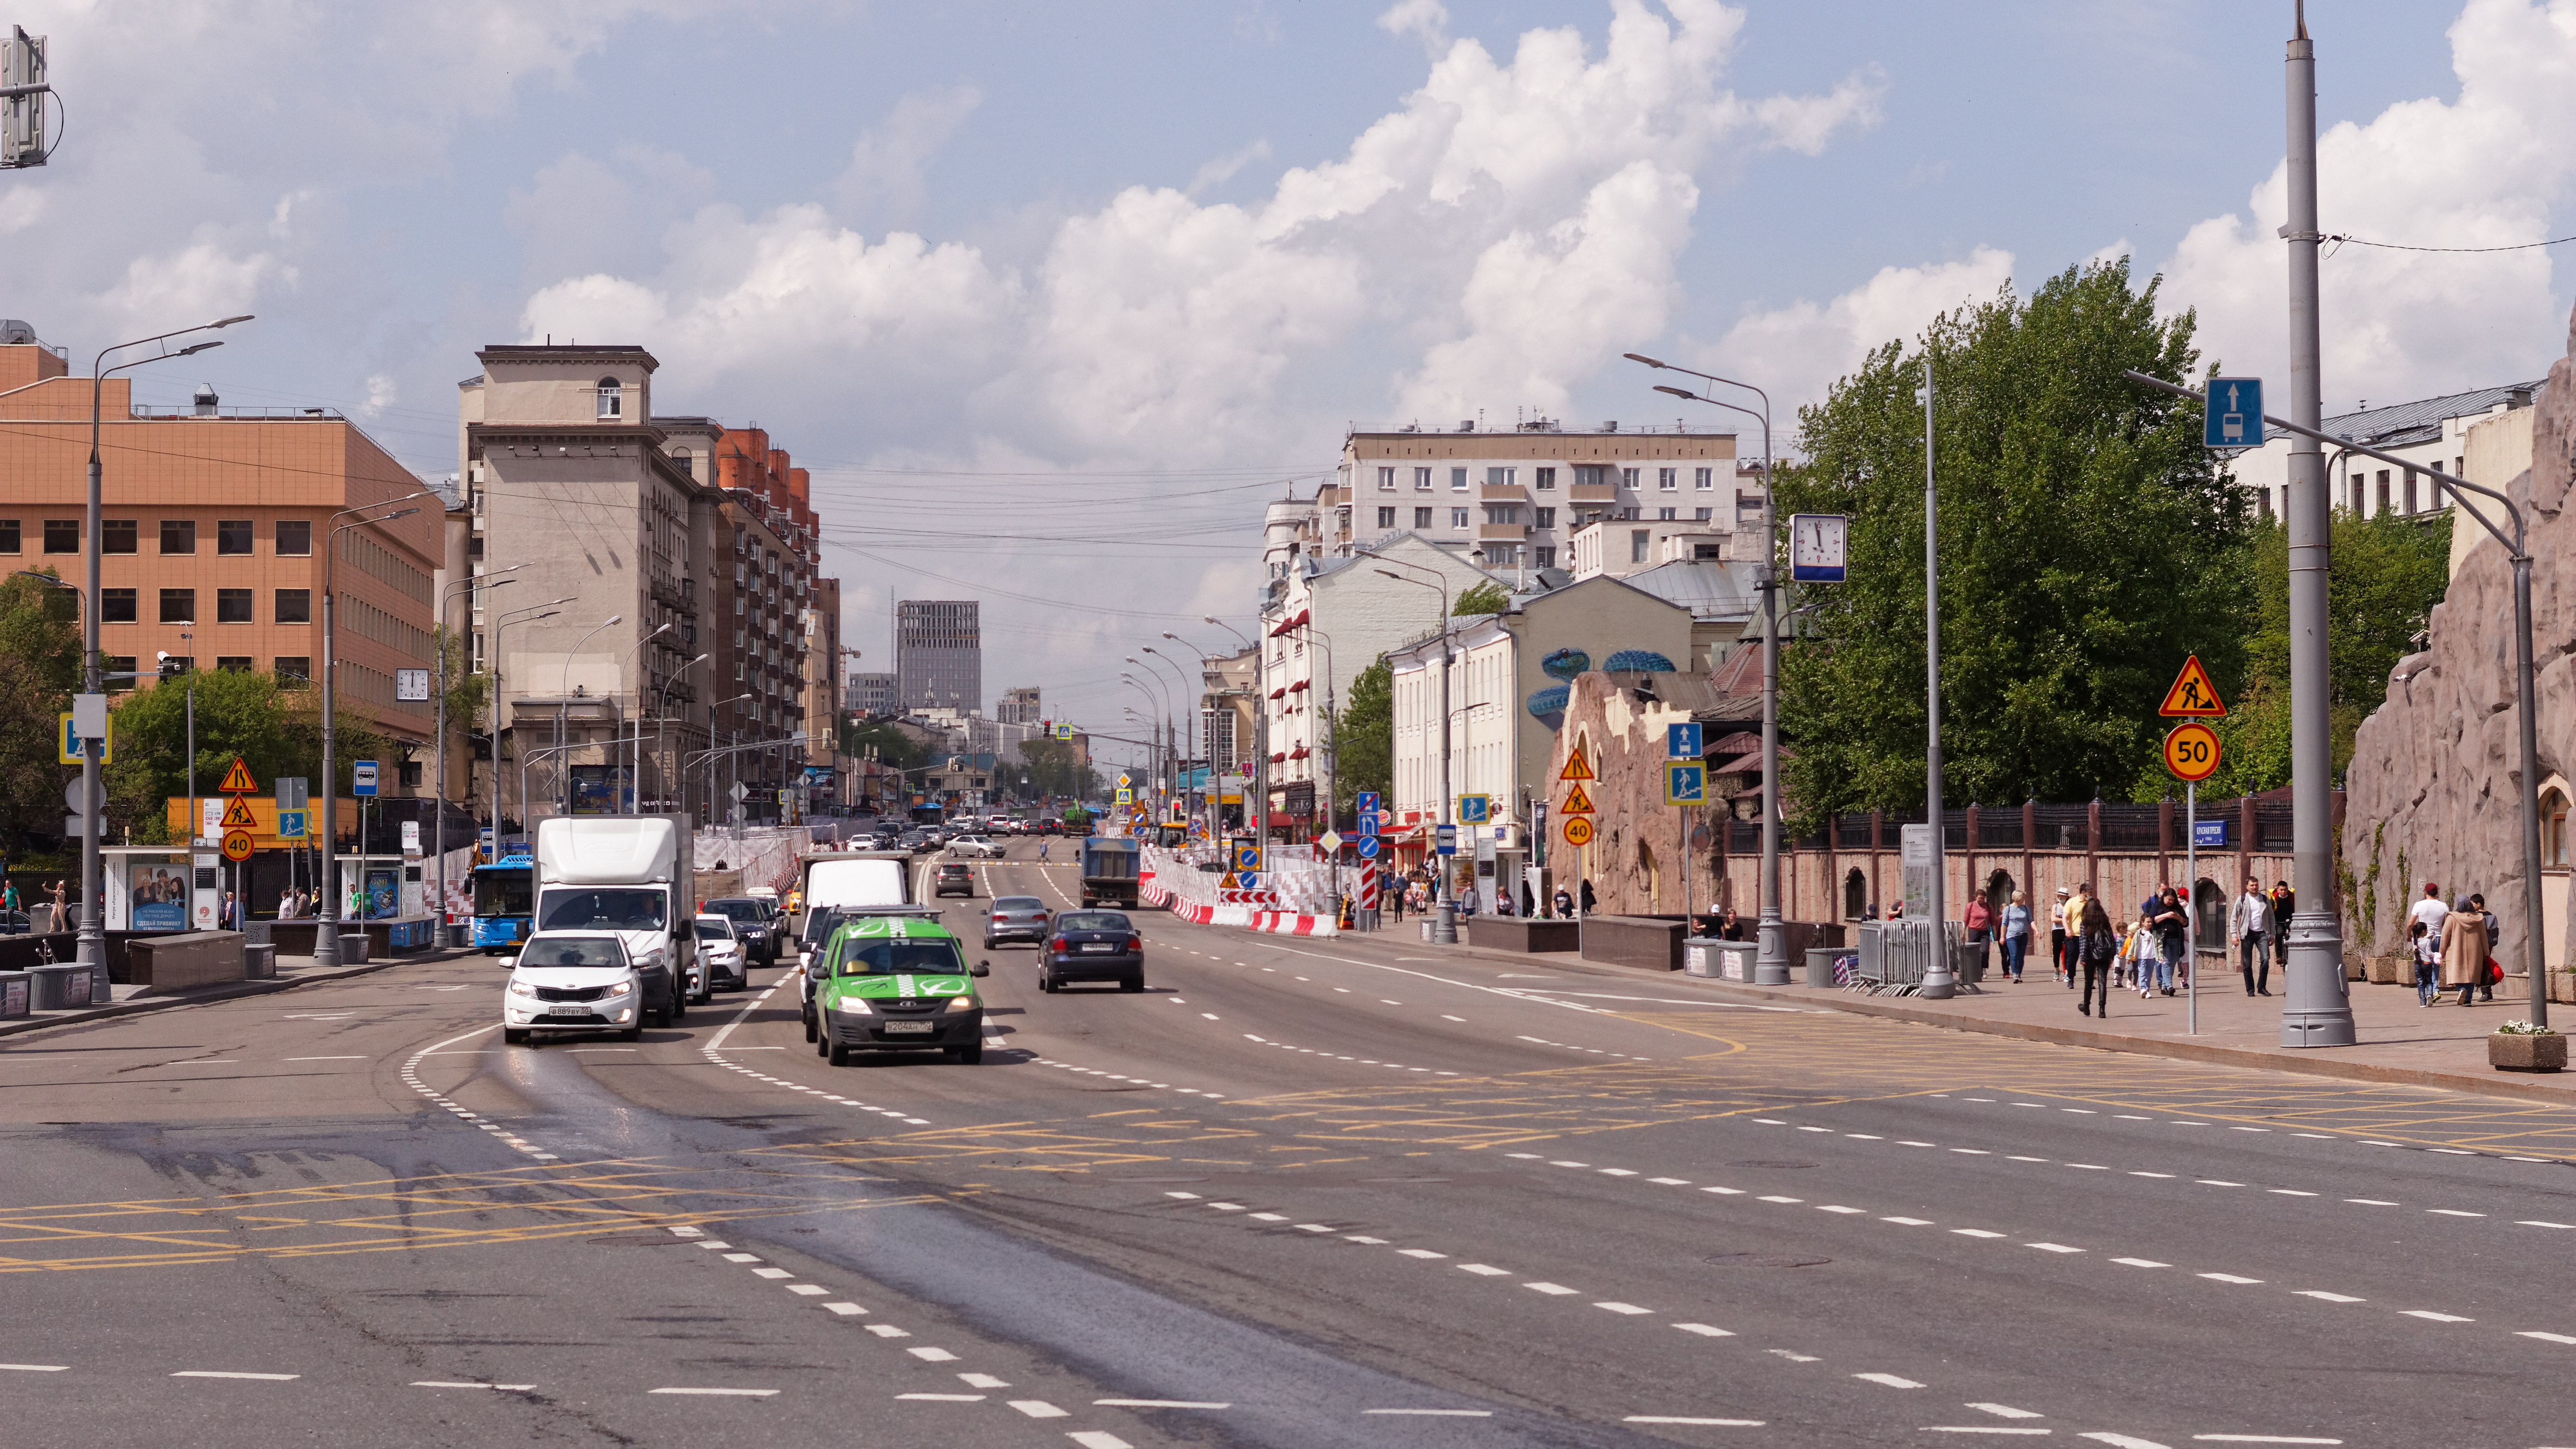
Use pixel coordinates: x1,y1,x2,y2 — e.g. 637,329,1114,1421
984,895,1050,950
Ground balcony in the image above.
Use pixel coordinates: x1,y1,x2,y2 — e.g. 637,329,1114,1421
1478,482,1528,502
1478,522,1528,542
647,575,696,615
1567,482,1618,502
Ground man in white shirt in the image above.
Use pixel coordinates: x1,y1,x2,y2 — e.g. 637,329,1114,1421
2407,882,2449,949
2230,878,2274,993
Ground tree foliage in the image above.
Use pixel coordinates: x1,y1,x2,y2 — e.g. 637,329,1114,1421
0,571,81,855
1774,259,2252,829
1453,581,1511,617
105,670,385,845
1331,655,1394,813
843,718,927,771
1017,737,1086,800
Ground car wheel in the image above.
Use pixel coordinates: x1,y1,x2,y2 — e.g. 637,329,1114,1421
948,1041,983,1065
802,1009,817,1042
815,1023,831,1057
503,1028,528,1046
1039,973,1056,993
827,1037,852,1067
982,938,996,951
1121,974,1144,993
620,1023,644,1042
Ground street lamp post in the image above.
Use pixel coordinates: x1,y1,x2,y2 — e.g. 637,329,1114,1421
703,695,754,826
1628,354,1790,986
1377,564,1455,944
1140,646,1197,821
314,494,427,968
74,317,252,988
552,616,625,816
606,622,672,813
1203,618,1259,842
435,567,521,937
489,598,571,853
653,652,711,817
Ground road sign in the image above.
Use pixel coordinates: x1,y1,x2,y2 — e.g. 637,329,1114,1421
1789,512,1850,583
1558,745,1594,782
219,756,258,793
1356,836,1380,859
276,776,308,809
276,809,308,840
220,828,255,862
2203,376,2264,448
1356,807,1380,838
2162,721,2221,782
1562,816,1595,847
218,795,259,829
1235,844,1262,873
57,711,111,764
1355,790,1380,819
1665,761,1707,806
1055,724,1074,740
2192,817,2228,848
1434,823,1457,856
730,781,750,802
1235,871,1260,891
2158,654,2226,717
1666,721,1702,759
1116,788,1133,805
1318,830,1344,853
352,760,378,797
63,777,102,813
394,667,431,702
1456,793,1490,824
1559,781,1595,815
1118,773,1132,789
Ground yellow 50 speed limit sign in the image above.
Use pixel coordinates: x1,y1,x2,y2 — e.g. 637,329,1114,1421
2162,721,2221,782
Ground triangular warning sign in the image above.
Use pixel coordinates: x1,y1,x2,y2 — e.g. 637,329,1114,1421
219,756,258,793
1558,745,1595,782
1219,871,1240,890
2158,654,2227,718
219,795,260,829
1560,781,1596,814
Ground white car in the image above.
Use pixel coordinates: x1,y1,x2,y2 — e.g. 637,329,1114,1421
502,932,661,1043
692,913,749,991
950,835,1006,859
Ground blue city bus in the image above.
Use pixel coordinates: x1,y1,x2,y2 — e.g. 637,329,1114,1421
470,855,535,953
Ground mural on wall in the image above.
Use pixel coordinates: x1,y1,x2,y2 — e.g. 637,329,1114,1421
1526,648,1682,730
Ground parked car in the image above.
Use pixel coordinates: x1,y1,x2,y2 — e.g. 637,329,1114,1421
0,910,30,936
811,914,991,1065
1039,909,1143,993
932,862,976,898
700,897,780,965
949,834,1005,859
984,895,1049,951
692,913,749,991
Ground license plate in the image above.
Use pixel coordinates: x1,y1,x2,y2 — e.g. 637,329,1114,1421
1081,943,1116,953
881,1020,934,1034
546,1007,591,1020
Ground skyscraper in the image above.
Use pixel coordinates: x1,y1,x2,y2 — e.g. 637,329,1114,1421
896,599,980,710
997,686,1041,725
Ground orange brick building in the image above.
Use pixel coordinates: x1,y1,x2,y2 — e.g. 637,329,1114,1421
0,329,440,777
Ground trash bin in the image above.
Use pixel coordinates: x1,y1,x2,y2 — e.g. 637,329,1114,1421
1804,948,1841,988
28,964,90,1011
244,944,277,980
1684,940,1753,980
0,971,30,1019
338,933,370,964
445,922,469,949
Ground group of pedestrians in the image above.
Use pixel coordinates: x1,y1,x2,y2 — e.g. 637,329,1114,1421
2407,882,2501,1007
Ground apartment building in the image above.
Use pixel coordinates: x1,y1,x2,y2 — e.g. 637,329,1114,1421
848,671,899,716
897,599,980,710
1329,420,1750,571
705,426,823,821
1,325,439,777
2230,380,2540,526
997,686,1042,725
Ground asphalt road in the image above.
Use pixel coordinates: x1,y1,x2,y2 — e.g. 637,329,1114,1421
4,839,2573,1449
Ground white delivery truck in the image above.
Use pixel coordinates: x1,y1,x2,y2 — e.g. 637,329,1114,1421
529,814,695,1028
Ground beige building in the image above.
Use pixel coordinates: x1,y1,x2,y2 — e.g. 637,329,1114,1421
2230,380,2539,527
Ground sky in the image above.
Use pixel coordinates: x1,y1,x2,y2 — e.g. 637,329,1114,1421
6,0,2572,774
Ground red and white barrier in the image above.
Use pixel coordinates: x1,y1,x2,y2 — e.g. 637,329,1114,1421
1247,911,1338,937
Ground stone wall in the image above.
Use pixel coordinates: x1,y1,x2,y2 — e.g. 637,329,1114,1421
2343,303,2576,980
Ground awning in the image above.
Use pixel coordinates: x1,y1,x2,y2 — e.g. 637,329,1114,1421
1288,746,1309,760
1268,687,1287,699
1288,679,1309,693
1271,751,1288,763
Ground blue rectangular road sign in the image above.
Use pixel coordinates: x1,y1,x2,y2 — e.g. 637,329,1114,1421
353,760,379,798
1434,824,1458,856
275,809,308,840
1356,808,1380,838
1666,721,1702,759
2204,376,2264,448
1664,761,1707,806
1355,791,1380,818
2192,817,2228,848
1456,794,1490,824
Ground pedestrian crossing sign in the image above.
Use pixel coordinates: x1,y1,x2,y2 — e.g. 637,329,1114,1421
1665,761,1707,806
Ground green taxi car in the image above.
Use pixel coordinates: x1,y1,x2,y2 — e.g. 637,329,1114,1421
813,914,992,1066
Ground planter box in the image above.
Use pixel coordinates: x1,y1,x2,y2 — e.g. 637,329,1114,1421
1467,917,1579,955
1580,915,1688,972
2553,972,2576,1006
2363,954,2405,986
2489,1032,2568,1073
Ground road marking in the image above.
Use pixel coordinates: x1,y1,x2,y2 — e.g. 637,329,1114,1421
0,1365,68,1373
1649,1177,1691,1185
284,1056,366,1062
2130,1172,2175,1179
2295,1292,2363,1303
1594,1301,1652,1314
961,1373,1011,1388
1969,1404,2044,1419
899,1393,985,1401
824,1303,866,1316
1364,1408,1492,1416
1854,1373,1924,1389
2199,1274,2263,1285
1094,1399,1231,1408
723,1253,762,1263
1674,1323,1734,1337
1704,1186,1745,1195
2345,1199,2397,1206
1768,1350,1821,1362
2426,1209,2484,1218
650,1387,779,1396
2197,1181,2245,1187
1952,1229,2005,1238
2400,1311,2472,1323
866,1325,911,1338
1627,1416,1766,1426
1068,1434,1135,1449
2079,1436,2172,1448
2025,1243,2083,1253
1882,1217,1933,1226
786,1284,827,1296
1007,1399,1068,1417
2515,1331,2576,1344
2517,1221,2576,1229
752,1267,791,1279
1759,1195,1804,1204
1819,1206,1866,1215
1398,1249,1447,1259
2112,1258,2169,1268
1918,1430,2048,1437
1523,1282,1577,1295
412,1381,536,1390
1457,1264,1510,1276
1346,1235,1388,1244
2190,1438,2340,1445
172,1371,299,1381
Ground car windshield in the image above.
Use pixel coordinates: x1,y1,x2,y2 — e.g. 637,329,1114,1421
834,937,966,976
707,900,762,924
993,897,1043,912
1057,912,1130,933
472,869,532,917
521,937,623,968
692,919,734,941
537,889,667,931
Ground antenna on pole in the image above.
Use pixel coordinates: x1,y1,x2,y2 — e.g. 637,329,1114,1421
2,26,54,168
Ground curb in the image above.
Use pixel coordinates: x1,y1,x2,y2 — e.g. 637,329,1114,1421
0,950,453,1040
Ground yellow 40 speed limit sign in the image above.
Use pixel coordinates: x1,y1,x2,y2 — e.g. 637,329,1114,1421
2163,721,2220,782
1562,816,1596,847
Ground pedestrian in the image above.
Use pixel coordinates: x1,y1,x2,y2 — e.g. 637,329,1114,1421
1963,892,1994,982
48,879,68,933
2049,887,2070,986
2062,884,2092,989
2407,881,2448,944
2150,885,2188,996
2437,894,2489,1006
1,878,18,915
1999,890,2033,983
2118,912,2154,997
2230,877,2274,996
1580,878,1596,915
1552,885,1574,919
2409,918,2441,1007
2472,893,2501,1002
1521,880,1535,918
2270,877,2295,930
1456,881,1477,917
1493,885,1514,917
221,891,238,931
2078,897,2116,1018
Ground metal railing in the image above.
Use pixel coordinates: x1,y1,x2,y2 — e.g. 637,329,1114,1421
1849,919,1970,997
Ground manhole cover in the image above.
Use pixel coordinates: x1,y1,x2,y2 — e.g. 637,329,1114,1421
1702,1252,1831,1268
1729,1160,1818,1170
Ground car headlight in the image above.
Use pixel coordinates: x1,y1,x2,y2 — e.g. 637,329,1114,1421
507,980,539,998
943,994,976,1014
603,979,636,998
836,997,875,1015
638,949,666,969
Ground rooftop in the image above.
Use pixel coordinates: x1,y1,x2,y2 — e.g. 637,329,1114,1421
2322,380,2545,449
1346,418,1734,438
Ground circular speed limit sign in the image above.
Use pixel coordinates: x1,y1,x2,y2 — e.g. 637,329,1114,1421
2162,721,2221,782
1562,816,1596,847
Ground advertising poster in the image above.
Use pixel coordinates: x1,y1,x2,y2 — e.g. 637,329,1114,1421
364,866,400,921
128,863,188,931
568,765,632,816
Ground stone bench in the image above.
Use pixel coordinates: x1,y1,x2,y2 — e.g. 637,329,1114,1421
1580,914,1689,972
127,931,247,994
1466,917,1580,955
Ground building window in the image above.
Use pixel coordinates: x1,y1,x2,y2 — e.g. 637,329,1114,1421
102,520,137,554
1413,467,1432,490
44,519,78,553
274,656,311,683
274,589,311,623
2375,469,2389,514
102,588,136,622
216,519,254,555
1450,508,1470,529
2404,471,2418,514
670,446,694,480
1415,507,1433,529
1534,546,1556,569
1695,507,1713,522
275,520,311,555
1695,467,1713,490
1658,506,1677,521
1450,467,1468,491
1378,467,1395,490
0,519,16,553
2548,788,2572,866
160,588,195,623
209,656,251,673
1534,507,1556,529
161,519,195,554
215,588,254,623
597,376,622,420
1487,467,1516,487
2257,489,2274,520
1621,467,1640,489
1658,468,1677,490
1618,506,1640,520
1630,530,1651,563
103,655,136,691
1535,467,1556,490
1376,507,1396,528
1576,465,1605,488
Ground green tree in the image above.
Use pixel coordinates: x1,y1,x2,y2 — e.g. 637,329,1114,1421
1331,655,1393,813
1454,580,1510,616
1774,258,2252,830
1019,737,1083,799
2195,509,2452,796
104,668,385,844
0,571,81,854
843,718,925,771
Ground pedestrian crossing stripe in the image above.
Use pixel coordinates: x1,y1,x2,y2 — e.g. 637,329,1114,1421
219,796,260,829
1559,781,1595,814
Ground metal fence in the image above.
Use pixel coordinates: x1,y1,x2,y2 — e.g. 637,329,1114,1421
1847,919,1970,996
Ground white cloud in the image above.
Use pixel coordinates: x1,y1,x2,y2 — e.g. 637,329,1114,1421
1705,246,2016,434
832,85,984,231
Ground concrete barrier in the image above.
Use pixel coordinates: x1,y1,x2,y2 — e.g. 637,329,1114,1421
0,971,28,1018
1580,915,1689,972
244,944,278,979
1467,917,1580,955
340,933,371,964
128,931,248,994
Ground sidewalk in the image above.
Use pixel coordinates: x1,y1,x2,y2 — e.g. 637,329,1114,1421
1319,922,2576,1109
0,947,462,1040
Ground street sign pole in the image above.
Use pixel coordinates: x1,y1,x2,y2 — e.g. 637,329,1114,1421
2187,779,2197,1038
1919,358,1953,999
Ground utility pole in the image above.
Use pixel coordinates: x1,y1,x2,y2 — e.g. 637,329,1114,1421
1919,358,1954,999
2280,0,2355,1046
